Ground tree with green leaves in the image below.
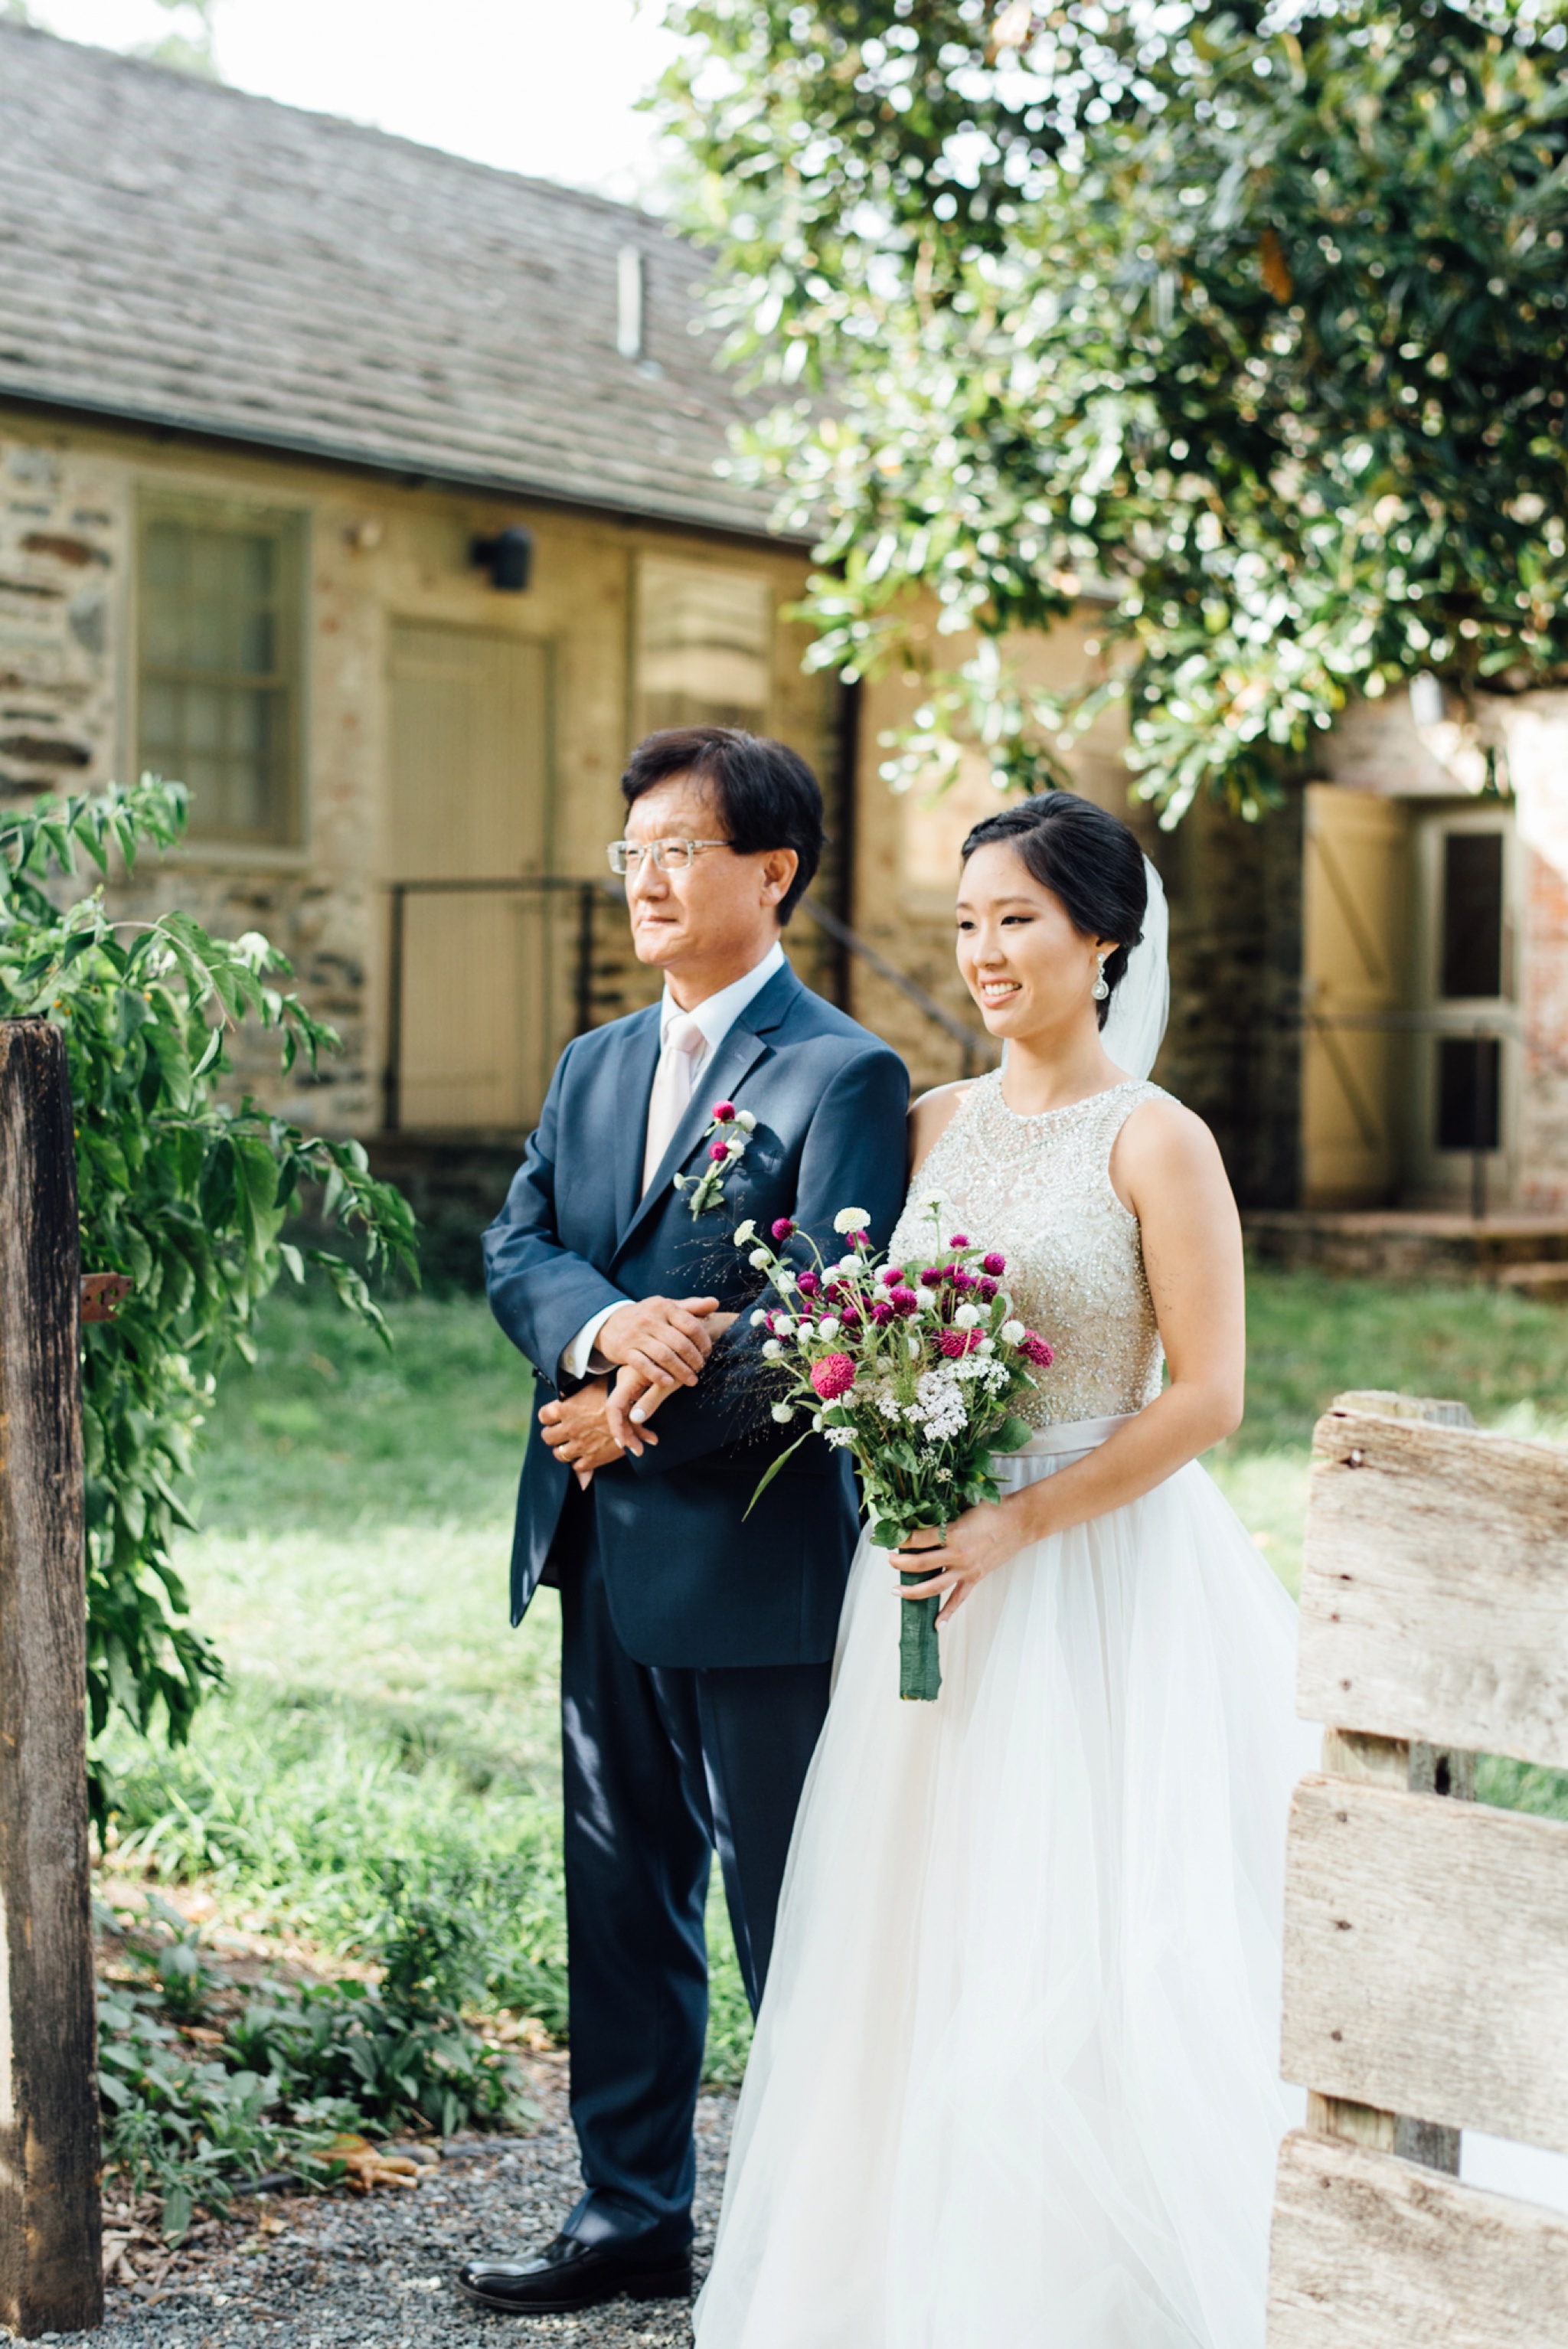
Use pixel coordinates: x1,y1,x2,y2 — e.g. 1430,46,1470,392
0,781,416,1799
660,0,1568,821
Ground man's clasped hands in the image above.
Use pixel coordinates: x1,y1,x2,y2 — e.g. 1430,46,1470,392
537,1295,738,1487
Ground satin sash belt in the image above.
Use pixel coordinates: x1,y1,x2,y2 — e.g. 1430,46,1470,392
1013,1413,1136,1457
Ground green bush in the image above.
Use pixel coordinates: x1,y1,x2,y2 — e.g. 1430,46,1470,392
101,1872,537,2239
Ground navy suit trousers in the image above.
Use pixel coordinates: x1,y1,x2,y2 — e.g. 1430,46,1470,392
556,1488,831,2253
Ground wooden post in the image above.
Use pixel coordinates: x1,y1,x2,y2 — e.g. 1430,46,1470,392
0,1023,103,2335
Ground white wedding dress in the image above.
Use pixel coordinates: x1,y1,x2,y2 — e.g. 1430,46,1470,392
695,1071,1316,2349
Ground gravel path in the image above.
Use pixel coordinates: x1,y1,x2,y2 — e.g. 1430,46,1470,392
49,2062,735,2349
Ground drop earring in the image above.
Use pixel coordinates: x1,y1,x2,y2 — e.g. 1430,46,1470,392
1092,952,1110,1003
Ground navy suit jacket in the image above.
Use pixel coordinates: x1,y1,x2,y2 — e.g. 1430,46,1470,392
483,960,910,1671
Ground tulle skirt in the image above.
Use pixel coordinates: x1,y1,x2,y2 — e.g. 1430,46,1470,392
695,1426,1316,2349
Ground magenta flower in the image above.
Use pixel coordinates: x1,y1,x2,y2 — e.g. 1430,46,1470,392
919,1267,944,1289
936,1329,970,1359
709,1141,730,1162
983,1252,1006,1277
880,1266,906,1287
889,1286,919,1317
952,1269,977,1292
712,1101,737,1122
796,1270,822,1298
839,1299,862,1327
771,1217,795,1241
948,1232,970,1250
976,1277,998,1302
869,1301,893,1326
1021,1332,1055,1367
810,1353,857,1401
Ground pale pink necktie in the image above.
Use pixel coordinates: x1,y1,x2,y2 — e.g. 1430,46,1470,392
641,1011,707,1196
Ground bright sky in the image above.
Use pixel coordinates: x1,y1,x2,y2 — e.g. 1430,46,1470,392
23,0,684,204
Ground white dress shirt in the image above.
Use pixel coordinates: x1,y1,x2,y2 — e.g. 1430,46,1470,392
559,939,787,1381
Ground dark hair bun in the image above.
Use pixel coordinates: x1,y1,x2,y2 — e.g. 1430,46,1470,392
960,791,1147,1029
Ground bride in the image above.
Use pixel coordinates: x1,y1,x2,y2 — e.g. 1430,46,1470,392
692,789,1314,2348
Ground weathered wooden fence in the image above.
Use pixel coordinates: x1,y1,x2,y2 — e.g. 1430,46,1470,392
1267,1389,1568,2346
0,1023,103,2334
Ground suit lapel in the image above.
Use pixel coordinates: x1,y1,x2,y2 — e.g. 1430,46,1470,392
613,963,800,1259
609,1007,664,1242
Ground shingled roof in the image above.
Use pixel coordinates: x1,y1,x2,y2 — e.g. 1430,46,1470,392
0,25,789,540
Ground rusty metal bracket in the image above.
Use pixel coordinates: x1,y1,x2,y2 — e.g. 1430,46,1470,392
80,1274,132,1324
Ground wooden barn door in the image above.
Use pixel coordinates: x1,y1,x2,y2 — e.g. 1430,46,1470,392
1301,786,1410,1207
386,621,551,1132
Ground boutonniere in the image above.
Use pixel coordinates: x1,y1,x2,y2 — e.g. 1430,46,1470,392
674,1099,758,1218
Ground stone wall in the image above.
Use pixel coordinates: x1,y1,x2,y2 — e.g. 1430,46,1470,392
0,436,122,792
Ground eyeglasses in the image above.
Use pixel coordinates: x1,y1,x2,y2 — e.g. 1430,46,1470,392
606,838,735,875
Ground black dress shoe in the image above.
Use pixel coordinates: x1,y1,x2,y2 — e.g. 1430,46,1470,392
455,2232,694,2315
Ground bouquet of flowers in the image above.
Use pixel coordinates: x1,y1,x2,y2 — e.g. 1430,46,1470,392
733,1198,1054,1702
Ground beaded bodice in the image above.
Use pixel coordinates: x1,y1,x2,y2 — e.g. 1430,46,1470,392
887,1071,1168,1429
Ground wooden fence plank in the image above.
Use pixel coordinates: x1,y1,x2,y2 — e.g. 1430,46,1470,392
1267,2129,1568,2348
1300,1401,1568,1769
1281,1774,1568,2155
0,1023,102,2336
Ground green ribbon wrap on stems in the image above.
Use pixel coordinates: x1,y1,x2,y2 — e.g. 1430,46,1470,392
874,1517,946,1701
897,1568,943,1700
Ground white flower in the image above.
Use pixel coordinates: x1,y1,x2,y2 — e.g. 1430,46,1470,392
835,1255,862,1278
733,1220,757,1246
773,1315,795,1335
906,1334,921,1359
727,1135,748,1158
953,1302,982,1328
812,1410,824,1430
977,1336,995,1354
735,1109,757,1132
795,1322,817,1345
817,1315,841,1340
1001,1319,1026,1345
762,1339,783,1361
771,1402,794,1423
775,1268,798,1291
823,1425,854,1450
833,1207,871,1233
749,1248,772,1272
750,1309,769,1328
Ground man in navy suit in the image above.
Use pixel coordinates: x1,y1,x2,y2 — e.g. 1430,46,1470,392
459,728,908,2317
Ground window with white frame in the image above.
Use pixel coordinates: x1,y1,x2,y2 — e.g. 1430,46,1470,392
137,498,305,845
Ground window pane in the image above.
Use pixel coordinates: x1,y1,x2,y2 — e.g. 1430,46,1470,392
638,557,770,736
1440,832,1504,999
1436,1036,1501,1152
138,506,299,844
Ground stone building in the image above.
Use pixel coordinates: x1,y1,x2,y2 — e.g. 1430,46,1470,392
2,21,1564,1232
0,21,838,1191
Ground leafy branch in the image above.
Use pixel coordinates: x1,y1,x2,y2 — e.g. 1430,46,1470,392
659,0,1568,820
0,779,418,1790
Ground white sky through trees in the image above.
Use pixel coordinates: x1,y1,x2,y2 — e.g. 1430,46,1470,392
19,0,681,203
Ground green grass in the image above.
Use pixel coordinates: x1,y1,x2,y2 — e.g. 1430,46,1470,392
99,1266,1568,2095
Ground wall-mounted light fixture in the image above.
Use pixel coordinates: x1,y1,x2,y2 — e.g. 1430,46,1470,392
471,525,534,593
